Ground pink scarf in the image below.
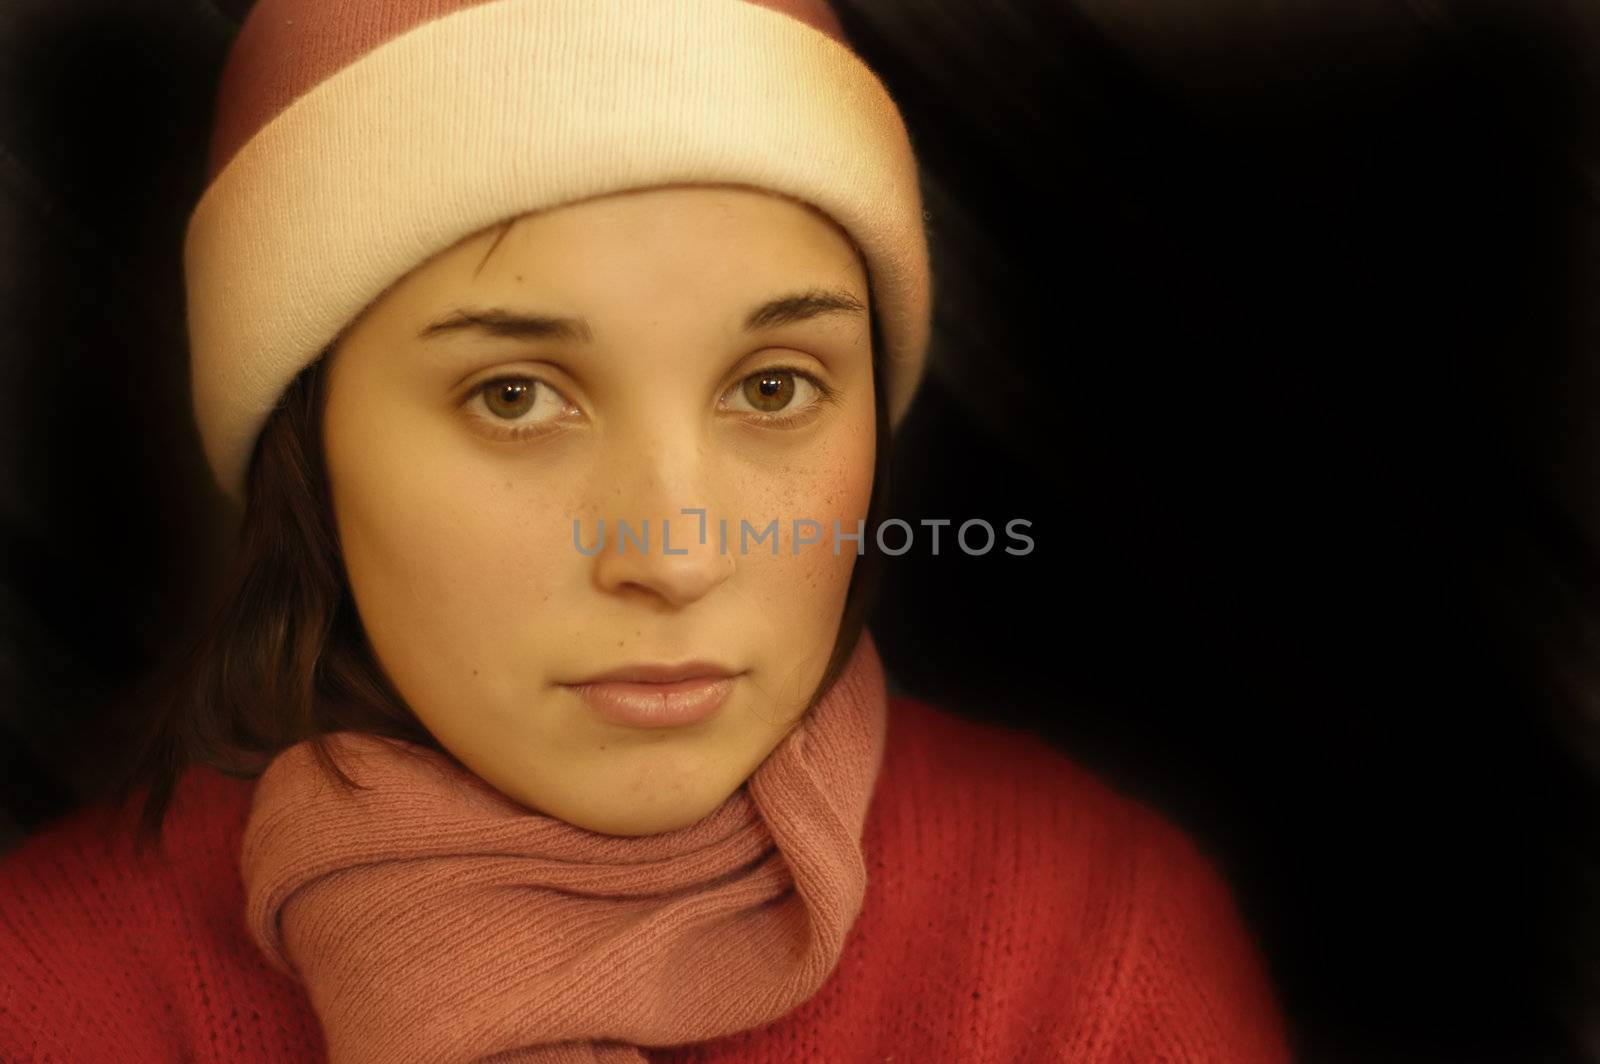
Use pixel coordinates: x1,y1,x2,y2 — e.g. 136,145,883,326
239,630,888,1064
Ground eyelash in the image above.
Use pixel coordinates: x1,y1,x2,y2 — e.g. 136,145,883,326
465,365,838,442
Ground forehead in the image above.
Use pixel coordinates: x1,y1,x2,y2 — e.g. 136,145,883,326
347,185,869,342
329,185,873,367
436,184,860,288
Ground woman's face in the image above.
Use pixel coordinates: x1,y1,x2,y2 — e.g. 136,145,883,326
322,185,876,836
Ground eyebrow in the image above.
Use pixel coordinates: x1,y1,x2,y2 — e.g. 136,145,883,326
416,287,866,344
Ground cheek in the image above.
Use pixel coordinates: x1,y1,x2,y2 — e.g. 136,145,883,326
327,423,572,693
730,409,876,619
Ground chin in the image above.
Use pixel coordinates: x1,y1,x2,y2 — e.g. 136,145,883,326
570,807,703,838
582,787,735,837
485,745,745,836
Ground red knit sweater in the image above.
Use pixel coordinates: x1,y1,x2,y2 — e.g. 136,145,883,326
0,695,1295,1062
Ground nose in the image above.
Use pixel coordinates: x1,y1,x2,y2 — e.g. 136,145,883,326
587,433,735,610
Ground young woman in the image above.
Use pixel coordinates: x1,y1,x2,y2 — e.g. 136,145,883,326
0,0,1295,1060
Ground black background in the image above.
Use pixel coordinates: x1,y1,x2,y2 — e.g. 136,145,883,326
0,1,1596,1061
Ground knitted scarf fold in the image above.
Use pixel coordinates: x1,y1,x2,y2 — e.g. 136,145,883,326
239,630,888,1064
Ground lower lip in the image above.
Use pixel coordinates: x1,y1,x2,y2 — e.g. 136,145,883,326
565,676,738,729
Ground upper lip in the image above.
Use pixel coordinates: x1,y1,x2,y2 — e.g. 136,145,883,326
566,661,742,685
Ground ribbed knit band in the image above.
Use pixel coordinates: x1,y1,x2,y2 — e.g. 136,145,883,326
185,0,932,504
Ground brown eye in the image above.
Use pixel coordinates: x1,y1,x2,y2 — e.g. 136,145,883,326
742,371,796,413
722,366,831,427
466,375,576,440
482,379,537,419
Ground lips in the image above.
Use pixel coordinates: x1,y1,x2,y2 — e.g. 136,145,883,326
568,661,741,685
562,672,742,729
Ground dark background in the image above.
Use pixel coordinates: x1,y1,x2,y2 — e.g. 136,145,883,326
1,1,1596,1061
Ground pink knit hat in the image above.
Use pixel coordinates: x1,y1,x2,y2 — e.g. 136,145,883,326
184,0,933,505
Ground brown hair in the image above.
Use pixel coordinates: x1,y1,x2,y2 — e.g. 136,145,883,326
111,303,894,856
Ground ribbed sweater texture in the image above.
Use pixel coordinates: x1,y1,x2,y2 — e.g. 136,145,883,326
0,695,1294,1062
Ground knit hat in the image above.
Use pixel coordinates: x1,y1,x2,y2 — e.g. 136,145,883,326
184,0,933,506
